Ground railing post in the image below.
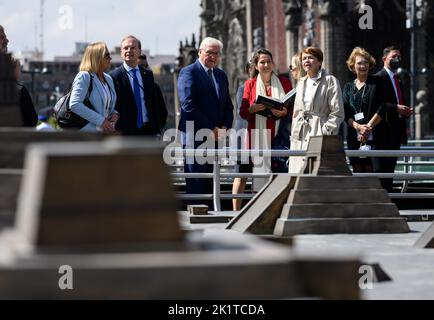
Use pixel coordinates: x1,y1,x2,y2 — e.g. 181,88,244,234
213,152,221,212
402,156,409,193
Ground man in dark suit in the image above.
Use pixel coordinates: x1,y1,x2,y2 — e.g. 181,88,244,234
138,53,168,131
373,46,413,192
177,37,234,204
110,36,164,135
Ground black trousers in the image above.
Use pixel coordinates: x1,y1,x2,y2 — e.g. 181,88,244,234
371,154,398,193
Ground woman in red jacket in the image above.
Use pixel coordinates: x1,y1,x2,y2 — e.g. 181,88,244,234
239,48,292,191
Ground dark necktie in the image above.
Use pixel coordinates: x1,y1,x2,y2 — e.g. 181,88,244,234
393,74,404,105
207,69,218,96
131,69,144,129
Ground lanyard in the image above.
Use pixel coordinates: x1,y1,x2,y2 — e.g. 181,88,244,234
353,80,367,114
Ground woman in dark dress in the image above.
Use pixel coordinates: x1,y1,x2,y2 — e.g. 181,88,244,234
343,47,384,173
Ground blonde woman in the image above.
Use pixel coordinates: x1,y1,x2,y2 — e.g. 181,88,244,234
289,53,304,84
70,42,119,132
343,47,384,173
288,47,344,174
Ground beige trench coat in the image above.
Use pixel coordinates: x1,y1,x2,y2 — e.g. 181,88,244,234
288,69,344,173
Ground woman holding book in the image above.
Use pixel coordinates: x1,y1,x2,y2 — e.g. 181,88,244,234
240,48,292,191
288,47,344,174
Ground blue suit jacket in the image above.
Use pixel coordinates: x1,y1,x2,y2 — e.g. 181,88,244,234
110,65,161,135
177,60,233,145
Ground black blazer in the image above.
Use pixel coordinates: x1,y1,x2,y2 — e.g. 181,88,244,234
17,84,38,127
373,68,408,148
110,65,164,135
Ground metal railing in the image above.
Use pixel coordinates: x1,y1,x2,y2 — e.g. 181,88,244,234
168,147,434,211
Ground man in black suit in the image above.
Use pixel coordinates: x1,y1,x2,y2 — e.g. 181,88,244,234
110,36,164,135
138,53,168,131
373,46,413,192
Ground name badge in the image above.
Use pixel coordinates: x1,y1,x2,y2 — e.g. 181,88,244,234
355,112,365,121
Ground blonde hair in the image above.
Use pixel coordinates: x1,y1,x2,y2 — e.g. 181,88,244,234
79,42,109,73
290,53,304,81
346,47,376,73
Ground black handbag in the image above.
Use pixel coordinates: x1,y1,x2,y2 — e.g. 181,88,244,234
54,73,94,129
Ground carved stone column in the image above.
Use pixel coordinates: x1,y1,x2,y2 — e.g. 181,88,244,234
282,0,303,66
318,0,348,80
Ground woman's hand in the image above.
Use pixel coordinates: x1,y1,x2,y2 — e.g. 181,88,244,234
249,104,266,114
108,113,120,125
101,119,116,133
271,107,288,118
355,123,371,143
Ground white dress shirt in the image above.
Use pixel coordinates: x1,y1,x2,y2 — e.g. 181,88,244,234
384,67,400,104
198,59,219,97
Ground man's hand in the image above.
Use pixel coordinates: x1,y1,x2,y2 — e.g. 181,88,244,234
213,127,228,140
397,104,413,118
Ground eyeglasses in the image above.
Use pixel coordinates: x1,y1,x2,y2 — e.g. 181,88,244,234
202,50,221,57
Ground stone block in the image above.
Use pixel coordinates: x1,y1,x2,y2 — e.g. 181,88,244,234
274,217,410,236
226,174,296,234
288,189,391,204
0,129,107,169
188,205,209,216
280,203,401,219
13,139,184,252
414,221,434,248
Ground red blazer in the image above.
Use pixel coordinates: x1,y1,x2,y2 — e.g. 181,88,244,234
240,75,292,148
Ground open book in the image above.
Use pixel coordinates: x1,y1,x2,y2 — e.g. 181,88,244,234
255,88,297,119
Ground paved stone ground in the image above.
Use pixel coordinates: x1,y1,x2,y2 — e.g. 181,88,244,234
179,211,434,300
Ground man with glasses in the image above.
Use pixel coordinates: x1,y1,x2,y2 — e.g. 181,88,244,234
177,37,234,205
110,35,163,135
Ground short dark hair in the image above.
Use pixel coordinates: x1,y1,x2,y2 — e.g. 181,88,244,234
383,46,400,58
139,54,147,60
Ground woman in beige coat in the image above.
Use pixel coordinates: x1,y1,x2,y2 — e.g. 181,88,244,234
288,47,344,173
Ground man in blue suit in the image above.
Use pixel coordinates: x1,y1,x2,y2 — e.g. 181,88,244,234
110,35,166,135
178,37,234,204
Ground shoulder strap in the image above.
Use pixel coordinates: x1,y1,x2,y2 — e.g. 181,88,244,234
86,72,94,98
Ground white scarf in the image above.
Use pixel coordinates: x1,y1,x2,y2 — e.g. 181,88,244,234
252,73,286,191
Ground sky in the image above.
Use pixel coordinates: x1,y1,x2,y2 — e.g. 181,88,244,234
0,0,202,60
